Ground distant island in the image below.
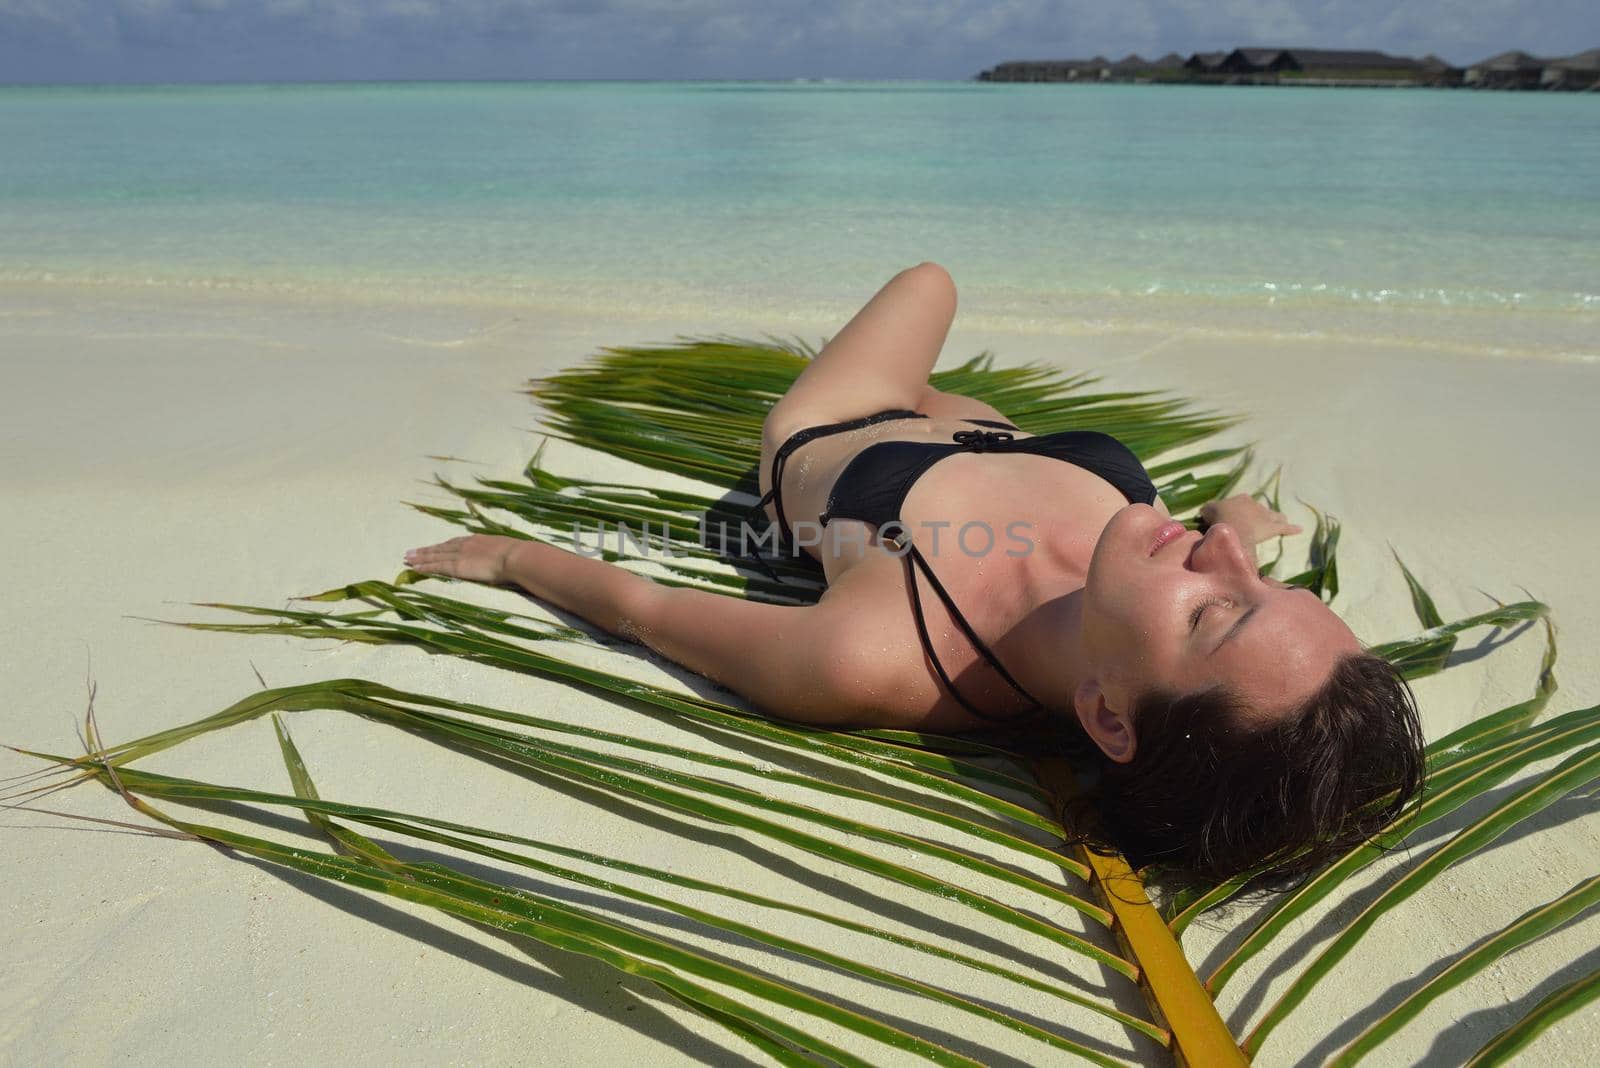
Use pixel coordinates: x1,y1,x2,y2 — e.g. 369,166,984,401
976,48,1600,90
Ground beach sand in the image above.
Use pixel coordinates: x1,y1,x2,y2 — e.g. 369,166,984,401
3,282,1597,1065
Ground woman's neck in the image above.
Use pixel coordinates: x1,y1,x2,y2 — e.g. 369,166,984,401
1017,584,1093,728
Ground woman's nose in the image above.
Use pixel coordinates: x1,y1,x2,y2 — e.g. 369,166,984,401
1195,522,1256,575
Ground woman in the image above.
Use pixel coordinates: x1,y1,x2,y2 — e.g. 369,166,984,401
405,262,1425,887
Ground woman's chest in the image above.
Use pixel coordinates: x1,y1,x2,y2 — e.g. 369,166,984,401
815,451,1118,728
816,444,1120,593
898,449,1126,567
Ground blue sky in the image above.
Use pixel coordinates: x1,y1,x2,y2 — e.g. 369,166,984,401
1,1,1595,83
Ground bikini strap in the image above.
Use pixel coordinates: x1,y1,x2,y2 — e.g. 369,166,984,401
897,536,1047,724
755,433,807,551
754,409,927,553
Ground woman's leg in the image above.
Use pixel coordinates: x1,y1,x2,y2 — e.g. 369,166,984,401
761,262,957,459
912,383,1014,426
754,265,1024,525
757,263,967,528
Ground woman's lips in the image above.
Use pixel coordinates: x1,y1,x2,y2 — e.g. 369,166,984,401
1150,521,1189,557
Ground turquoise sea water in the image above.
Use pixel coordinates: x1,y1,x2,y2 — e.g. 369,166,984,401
1,81,1596,348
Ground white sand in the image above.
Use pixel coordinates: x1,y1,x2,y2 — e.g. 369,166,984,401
3,281,1597,1065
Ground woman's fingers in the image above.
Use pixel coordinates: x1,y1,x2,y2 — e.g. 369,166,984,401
405,537,468,575
403,535,515,583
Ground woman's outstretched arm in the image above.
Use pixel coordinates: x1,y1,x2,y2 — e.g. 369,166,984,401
403,534,903,729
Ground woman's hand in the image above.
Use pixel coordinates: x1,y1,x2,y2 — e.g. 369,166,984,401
403,534,523,584
1199,495,1302,546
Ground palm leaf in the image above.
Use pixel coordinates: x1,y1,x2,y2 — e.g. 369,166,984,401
270,716,1160,1060
1462,966,1600,1067
1241,740,1600,1056
1328,874,1600,1065
13,336,1588,1063
24,710,1165,1063
1425,614,1559,763
122,795,958,1066
1283,500,1340,602
37,677,1127,966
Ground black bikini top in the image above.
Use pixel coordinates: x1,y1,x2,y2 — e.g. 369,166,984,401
756,410,1159,726
820,425,1158,532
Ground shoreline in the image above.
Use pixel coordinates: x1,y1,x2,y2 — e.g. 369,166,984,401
2,280,1597,1064
5,275,1597,364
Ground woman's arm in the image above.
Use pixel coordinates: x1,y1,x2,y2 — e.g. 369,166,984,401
403,535,899,728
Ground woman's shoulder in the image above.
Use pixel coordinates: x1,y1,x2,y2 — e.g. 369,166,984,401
816,523,1070,732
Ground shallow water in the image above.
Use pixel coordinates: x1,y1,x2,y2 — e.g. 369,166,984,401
1,81,1595,350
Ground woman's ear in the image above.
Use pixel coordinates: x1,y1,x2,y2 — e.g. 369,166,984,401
1073,679,1137,764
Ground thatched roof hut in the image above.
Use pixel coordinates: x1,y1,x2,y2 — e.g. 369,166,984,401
1466,50,1550,88
977,60,1077,82
976,57,1109,82
1109,51,1188,79
1541,48,1600,89
1282,48,1421,71
1222,48,1295,72
1238,48,1430,79
1189,46,1429,81
977,42,1594,90
1416,53,1465,86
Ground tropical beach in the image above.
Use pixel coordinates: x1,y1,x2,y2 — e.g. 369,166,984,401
3,76,1599,1066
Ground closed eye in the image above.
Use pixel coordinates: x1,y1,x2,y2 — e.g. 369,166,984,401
1189,595,1228,632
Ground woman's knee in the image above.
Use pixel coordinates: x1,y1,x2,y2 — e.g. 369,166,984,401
900,261,956,305
904,260,953,285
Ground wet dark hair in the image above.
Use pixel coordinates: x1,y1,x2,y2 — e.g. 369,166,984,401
1061,652,1426,898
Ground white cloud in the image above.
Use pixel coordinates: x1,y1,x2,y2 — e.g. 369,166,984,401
1,0,1593,75
0,0,98,29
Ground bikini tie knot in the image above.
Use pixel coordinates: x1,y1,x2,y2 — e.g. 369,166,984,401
952,429,1014,452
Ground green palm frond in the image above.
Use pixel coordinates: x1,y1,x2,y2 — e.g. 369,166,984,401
1242,739,1600,1057
9,337,1593,1064
1462,966,1600,1067
19,677,1166,1064
524,342,1242,506
1327,873,1600,1065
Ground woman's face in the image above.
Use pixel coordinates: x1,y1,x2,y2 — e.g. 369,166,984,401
1080,503,1362,723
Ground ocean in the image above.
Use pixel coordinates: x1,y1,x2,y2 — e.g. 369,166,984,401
2,81,1595,354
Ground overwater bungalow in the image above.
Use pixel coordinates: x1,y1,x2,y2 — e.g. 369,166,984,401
1217,48,1299,73
1417,55,1464,86
1109,52,1186,80
1183,52,1228,74
978,45,1592,91
1465,51,1549,89
1189,48,1453,85
1277,49,1427,78
976,57,1106,82
1540,48,1600,90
